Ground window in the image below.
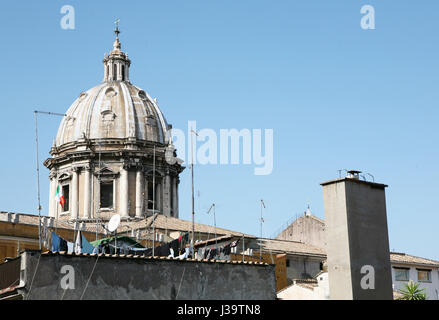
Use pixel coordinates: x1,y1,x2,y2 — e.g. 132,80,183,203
121,65,125,81
286,259,290,267
100,181,113,208
113,64,117,80
148,182,157,210
417,269,431,282
62,185,69,212
394,268,409,281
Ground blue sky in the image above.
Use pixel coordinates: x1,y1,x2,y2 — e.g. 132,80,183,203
0,1,438,259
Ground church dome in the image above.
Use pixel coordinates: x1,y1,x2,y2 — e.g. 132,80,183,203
55,82,170,147
45,23,183,222
55,24,170,149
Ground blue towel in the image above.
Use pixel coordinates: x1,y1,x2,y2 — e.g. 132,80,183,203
81,234,95,254
51,232,61,252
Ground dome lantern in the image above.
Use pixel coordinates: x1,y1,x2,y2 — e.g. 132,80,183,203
103,19,131,82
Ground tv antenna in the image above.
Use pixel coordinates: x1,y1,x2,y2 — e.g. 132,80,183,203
207,203,217,249
190,128,199,255
260,199,266,262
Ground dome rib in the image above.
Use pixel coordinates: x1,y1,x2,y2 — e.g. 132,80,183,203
120,82,136,138
84,83,107,141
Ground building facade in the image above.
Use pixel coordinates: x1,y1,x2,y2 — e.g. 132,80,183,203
391,252,439,300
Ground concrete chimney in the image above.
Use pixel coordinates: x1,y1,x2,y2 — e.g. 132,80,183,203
320,171,393,300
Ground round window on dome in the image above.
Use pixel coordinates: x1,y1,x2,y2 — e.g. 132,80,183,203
78,92,88,101
105,87,117,98
138,90,147,100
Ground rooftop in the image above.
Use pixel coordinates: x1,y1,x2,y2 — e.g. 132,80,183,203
38,250,270,266
259,238,326,257
120,214,255,238
390,252,439,268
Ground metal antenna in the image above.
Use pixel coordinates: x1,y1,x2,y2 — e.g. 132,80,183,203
207,203,217,249
96,138,102,241
242,234,245,262
34,110,67,250
152,145,156,257
365,172,375,182
260,199,265,262
190,128,199,255
338,169,349,178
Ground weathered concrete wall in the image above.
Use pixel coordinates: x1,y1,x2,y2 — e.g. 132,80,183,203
19,251,276,300
322,178,393,300
276,216,326,250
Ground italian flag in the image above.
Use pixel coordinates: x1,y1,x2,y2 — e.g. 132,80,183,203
55,185,65,208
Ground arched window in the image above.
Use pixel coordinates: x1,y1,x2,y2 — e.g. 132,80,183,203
113,64,117,80
106,65,109,79
122,65,125,81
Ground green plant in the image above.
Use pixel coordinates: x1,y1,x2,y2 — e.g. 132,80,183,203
397,280,427,300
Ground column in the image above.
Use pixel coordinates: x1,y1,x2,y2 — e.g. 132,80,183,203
144,179,149,213
156,180,162,213
71,169,79,220
83,166,91,219
135,169,144,218
163,174,171,216
119,167,129,218
172,177,178,218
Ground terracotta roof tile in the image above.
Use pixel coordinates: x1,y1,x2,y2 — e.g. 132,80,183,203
390,252,439,267
121,215,254,238
260,238,326,257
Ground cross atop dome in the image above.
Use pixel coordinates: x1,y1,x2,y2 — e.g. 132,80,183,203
112,18,122,52
114,18,120,36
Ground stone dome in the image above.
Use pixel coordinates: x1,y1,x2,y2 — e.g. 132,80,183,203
55,24,171,149
55,82,170,147
45,25,183,222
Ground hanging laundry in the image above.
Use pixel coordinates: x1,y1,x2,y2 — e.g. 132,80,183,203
223,243,231,255
231,239,240,247
60,238,68,252
177,247,189,259
41,224,51,249
170,238,179,254
51,232,61,252
74,229,82,254
81,234,95,254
